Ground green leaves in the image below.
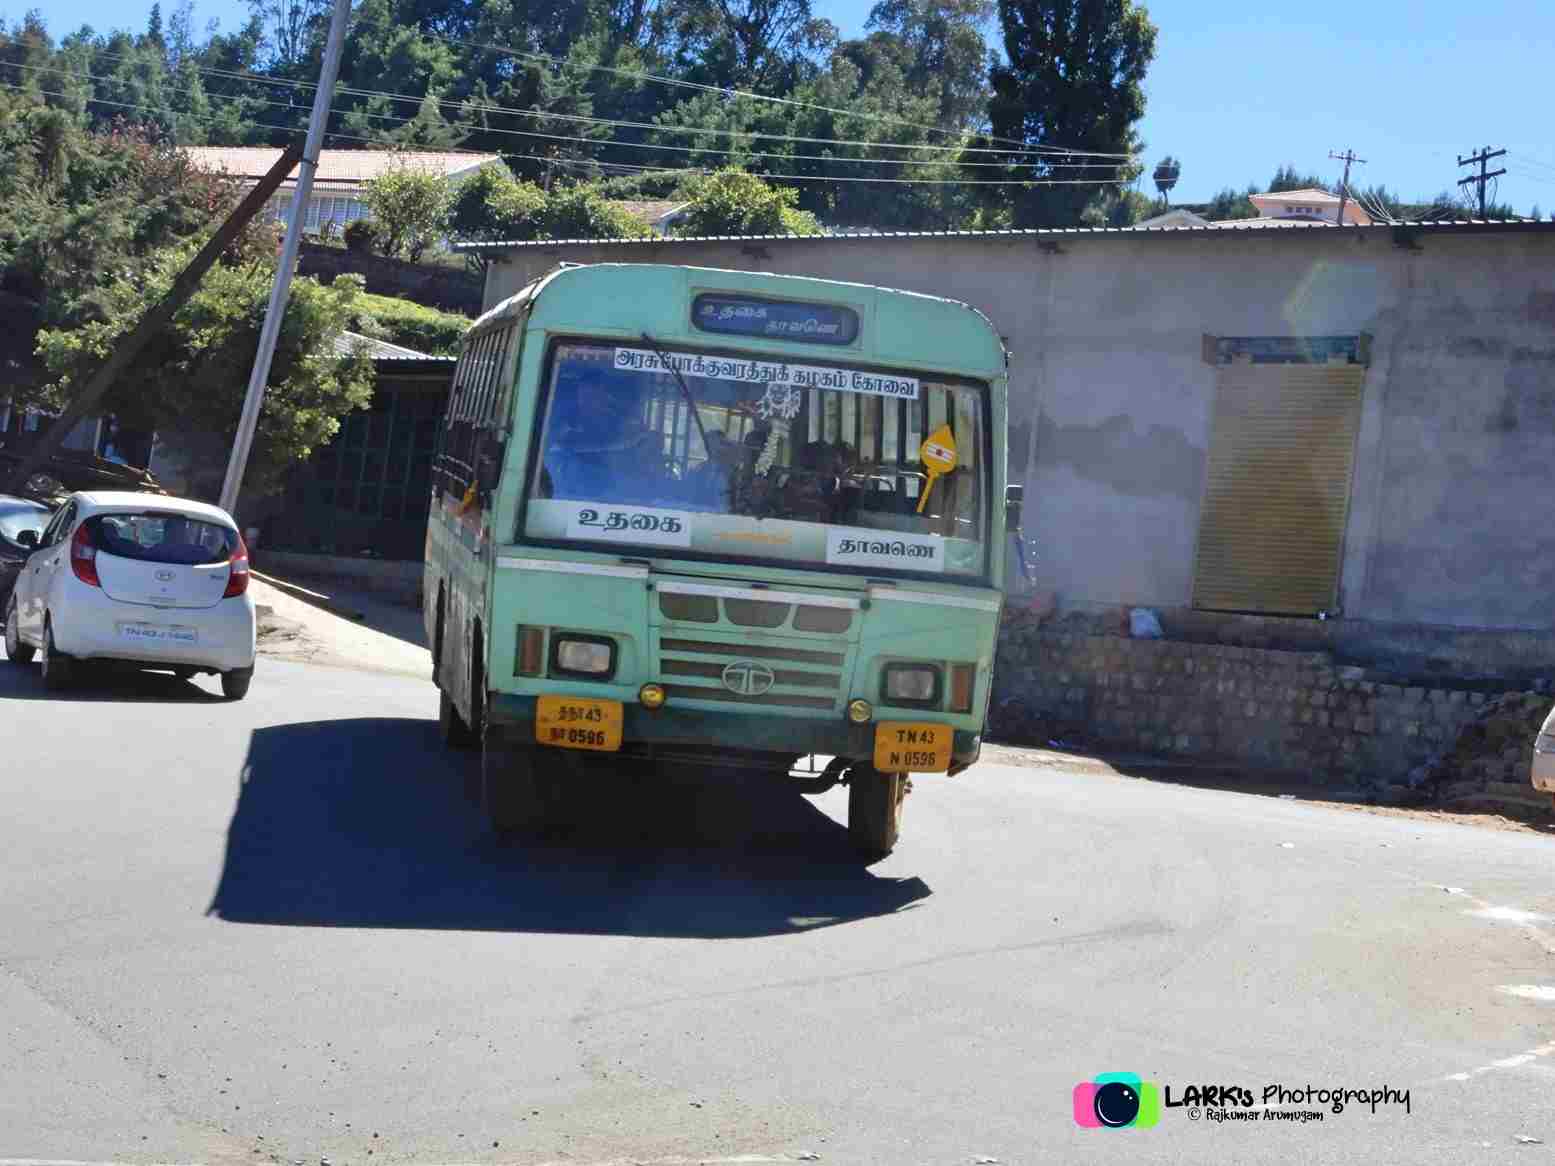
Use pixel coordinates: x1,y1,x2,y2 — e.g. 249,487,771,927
446,166,650,245
671,168,821,236
361,160,453,262
985,0,1157,227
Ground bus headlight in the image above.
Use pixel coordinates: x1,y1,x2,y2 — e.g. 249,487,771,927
883,664,940,705
639,683,666,709
552,636,615,678
847,699,873,724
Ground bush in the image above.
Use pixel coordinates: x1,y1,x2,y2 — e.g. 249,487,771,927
344,217,382,255
445,170,651,246
447,165,545,245
362,162,450,262
672,169,822,237
349,292,470,356
536,183,653,240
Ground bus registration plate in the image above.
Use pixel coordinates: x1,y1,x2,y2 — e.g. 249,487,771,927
536,696,623,752
873,722,951,773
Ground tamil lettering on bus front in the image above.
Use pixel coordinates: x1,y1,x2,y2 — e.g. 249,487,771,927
612,348,919,401
560,501,694,547
825,528,945,572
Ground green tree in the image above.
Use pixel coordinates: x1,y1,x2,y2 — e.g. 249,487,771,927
37,253,374,497
536,181,654,238
445,169,650,246
446,164,545,245
1197,185,1259,221
982,0,1156,227
862,0,992,131
362,160,452,261
1267,164,1328,193
672,168,821,235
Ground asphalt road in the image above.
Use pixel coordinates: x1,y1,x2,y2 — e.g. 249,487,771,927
2,655,1554,1165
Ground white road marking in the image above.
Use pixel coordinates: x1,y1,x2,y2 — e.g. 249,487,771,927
1469,906,1547,924
1499,985,1555,1002
1441,1040,1555,1082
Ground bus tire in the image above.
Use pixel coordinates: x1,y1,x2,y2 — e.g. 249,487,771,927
482,727,549,838
439,690,476,749
847,765,907,859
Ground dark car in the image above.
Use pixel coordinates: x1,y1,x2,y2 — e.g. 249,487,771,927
0,493,51,617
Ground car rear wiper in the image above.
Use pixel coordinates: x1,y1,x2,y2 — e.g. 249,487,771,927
640,331,712,458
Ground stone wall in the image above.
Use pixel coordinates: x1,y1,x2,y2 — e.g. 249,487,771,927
299,244,483,315
992,624,1547,798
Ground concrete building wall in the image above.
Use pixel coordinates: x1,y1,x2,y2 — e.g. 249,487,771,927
480,227,1555,639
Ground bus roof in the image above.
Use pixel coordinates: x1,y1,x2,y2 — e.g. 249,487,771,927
471,263,1007,381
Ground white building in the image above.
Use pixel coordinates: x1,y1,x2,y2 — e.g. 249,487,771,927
181,147,505,236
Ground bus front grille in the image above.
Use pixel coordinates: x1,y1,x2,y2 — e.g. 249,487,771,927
658,637,846,712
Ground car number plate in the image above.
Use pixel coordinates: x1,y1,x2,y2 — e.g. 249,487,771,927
873,721,952,773
535,695,623,752
118,622,198,645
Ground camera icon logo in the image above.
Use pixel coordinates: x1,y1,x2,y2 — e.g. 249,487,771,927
1073,1072,1161,1129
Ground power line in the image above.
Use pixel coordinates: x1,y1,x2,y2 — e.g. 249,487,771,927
7,82,1130,188
1457,145,1506,217
47,50,1125,165
15,58,1127,173
412,29,1131,160
1328,149,1365,224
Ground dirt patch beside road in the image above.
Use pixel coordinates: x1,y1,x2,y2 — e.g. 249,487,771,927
983,742,1555,836
253,578,429,679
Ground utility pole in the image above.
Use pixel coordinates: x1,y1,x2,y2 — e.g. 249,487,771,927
218,0,353,517
2,143,303,497
1457,145,1507,218
1329,149,1366,225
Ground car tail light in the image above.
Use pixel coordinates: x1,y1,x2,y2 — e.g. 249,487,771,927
70,523,100,587
223,533,250,598
949,663,977,713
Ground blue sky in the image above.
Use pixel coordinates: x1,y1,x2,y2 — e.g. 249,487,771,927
22,0,1555,214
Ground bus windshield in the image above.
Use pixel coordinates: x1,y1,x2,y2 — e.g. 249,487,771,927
524,342,987,578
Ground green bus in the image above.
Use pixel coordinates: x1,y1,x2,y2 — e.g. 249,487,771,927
424,263,1013,856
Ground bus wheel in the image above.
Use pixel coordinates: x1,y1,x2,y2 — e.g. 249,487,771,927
847,765,907,859
439,690,476,749
481,725,550,838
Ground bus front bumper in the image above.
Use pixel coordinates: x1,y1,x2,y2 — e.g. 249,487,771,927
487,693,982,772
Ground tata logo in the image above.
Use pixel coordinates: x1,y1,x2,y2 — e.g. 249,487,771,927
155,570,175,582
722,660,775,697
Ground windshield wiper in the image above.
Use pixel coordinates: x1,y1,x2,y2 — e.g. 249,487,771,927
640,331,712,458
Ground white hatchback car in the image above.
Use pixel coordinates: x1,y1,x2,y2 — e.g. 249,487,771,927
1533,704,1555,802
2,492,256,699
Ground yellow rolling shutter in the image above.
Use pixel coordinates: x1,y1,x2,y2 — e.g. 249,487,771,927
1193,361,1366,615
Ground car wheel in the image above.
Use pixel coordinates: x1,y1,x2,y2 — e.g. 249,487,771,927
847,765,908,859
4,597,34,665
221,667,253,701
40,621,74,691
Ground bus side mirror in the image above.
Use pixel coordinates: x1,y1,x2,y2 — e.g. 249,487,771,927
1005,483,1024,532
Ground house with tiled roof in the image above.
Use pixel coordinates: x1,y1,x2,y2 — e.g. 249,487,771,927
1245,186,1371,225
182,147,504,236
610,199,690,235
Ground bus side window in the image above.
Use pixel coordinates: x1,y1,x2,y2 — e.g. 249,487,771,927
439,339,477,505
474,328,513,496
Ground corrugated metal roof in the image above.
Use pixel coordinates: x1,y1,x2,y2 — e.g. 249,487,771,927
454,217,1555,252
333,331,455,362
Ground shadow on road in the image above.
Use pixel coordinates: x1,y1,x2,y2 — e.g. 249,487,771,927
207,716,932,938
0,657,224,702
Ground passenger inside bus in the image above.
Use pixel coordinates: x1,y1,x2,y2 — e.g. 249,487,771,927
541,365,669,502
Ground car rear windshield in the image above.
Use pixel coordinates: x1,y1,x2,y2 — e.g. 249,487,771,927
87,512,237,565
